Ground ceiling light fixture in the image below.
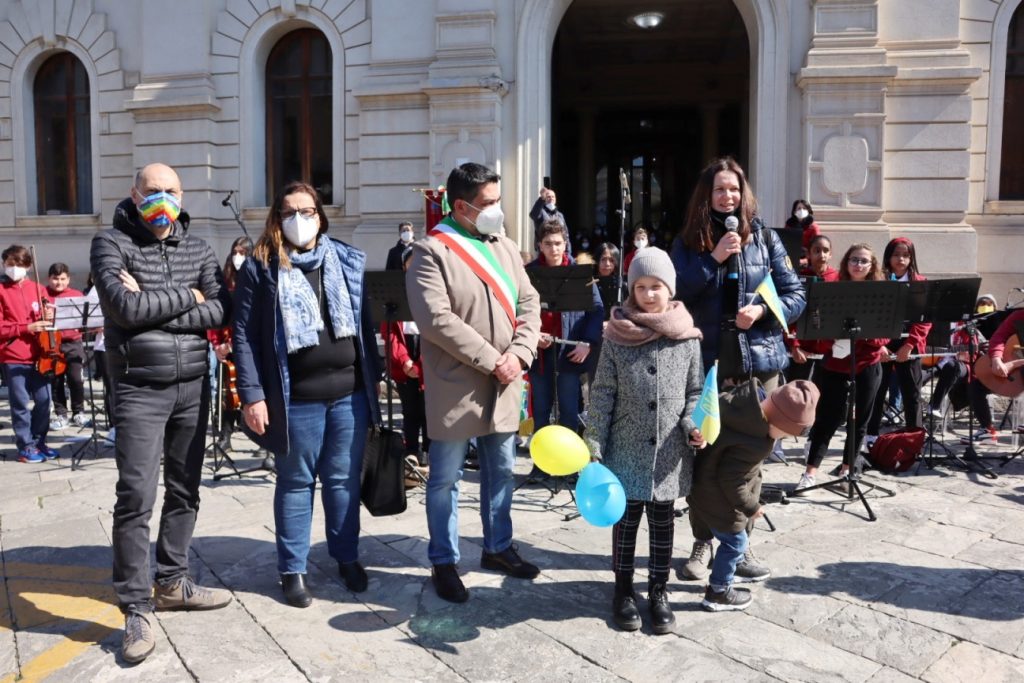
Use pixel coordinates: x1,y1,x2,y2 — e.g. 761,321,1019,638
630,12,664,29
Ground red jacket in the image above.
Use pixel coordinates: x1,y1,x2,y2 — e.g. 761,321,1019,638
892,272,931,354
0,278,48,364
46,286,84,342
990,309,1024,360
382,321,424,388
822,337,889,375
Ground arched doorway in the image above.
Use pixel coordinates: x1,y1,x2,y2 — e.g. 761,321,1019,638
514,0,787,253
550,1,749,250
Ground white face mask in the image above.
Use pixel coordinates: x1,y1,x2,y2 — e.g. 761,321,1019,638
467,202,504,235
231,253,246,270
4,265,26,282
545,202,556,212
400,230,414,244
634,239,648,249
282,214,319,248
794,208,809,221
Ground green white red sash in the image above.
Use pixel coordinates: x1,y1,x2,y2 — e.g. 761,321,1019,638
430,216,518,326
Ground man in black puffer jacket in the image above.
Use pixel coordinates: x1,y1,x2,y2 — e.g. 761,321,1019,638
90,163,233,665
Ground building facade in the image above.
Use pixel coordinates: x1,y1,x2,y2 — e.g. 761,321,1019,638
0,0,1021,299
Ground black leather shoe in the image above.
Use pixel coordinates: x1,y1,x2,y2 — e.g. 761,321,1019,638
480,544,540,579
431,563,469,603
648,583,675,635
281,573,312,608
338,561,368,593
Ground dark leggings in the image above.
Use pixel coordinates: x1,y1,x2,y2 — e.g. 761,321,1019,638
395,379,430,456
867,359,923,432
612,499,675,584
807,363,883,469
52,339,85,416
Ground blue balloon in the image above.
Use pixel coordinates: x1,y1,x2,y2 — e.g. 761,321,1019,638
575,463,627,527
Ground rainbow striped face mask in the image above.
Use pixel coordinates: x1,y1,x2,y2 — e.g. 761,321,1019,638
137,191,181,226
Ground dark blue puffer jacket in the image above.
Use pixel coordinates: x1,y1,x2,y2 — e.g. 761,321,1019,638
670,217,805,377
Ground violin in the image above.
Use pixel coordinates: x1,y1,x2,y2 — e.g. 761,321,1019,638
28,246,65,378
222,358,241,413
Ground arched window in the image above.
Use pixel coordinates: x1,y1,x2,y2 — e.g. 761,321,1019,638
1000,4,1024,200
266,29,333,204
33,52,92,215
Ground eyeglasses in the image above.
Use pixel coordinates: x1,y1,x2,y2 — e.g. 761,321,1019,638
279,207,317,220
848,257,872,266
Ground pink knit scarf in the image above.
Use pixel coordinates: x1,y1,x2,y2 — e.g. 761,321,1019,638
603,299,703,347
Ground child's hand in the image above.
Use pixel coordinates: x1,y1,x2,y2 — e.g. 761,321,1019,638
688,428,706,449
751,506,765,519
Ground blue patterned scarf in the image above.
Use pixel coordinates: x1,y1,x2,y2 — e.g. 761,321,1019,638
278,237,357,354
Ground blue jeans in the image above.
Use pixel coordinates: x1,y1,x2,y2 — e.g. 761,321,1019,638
274,392,369,574
426,432,515,565
529,347,582,432
2,363,51,450
708,527,749,591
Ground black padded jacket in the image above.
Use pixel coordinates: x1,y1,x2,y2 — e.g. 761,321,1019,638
90,198,230,384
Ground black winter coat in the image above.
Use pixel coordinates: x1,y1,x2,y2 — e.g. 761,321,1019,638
90,198,229,384
686,380,770,534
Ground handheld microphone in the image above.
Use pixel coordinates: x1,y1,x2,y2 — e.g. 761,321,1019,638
724,215,740,280
221,190,234,207
619,168,631,205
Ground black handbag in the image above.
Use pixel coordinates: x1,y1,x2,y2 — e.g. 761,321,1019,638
361,424,408,516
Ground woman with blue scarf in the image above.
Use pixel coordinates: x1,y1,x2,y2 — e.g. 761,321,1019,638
232,181,381,609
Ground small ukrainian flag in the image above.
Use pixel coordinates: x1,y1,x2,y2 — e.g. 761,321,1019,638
754,274,788,329
691,362,721,445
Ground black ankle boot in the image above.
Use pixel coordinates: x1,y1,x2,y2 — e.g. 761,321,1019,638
612,572,640,631
648,582,675,635
281,573,312,608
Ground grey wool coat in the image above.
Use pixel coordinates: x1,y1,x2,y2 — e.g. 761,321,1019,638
584,333,704,502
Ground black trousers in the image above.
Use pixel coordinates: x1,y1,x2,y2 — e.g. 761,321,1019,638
807,363,883,469
52,339,85,416
612,499,675,585
111,375,209,608
867,359,923,433
396,379,429,457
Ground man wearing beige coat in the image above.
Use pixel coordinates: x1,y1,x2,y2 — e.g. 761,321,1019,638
406,163,542,603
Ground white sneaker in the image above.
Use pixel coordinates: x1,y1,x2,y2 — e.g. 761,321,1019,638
927,406,943,420
861,435,878,453
49,415,68,430
104,427,117,444
71,413,90,428
792,472,815,496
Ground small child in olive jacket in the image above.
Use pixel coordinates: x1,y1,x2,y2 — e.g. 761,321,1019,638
687,379,819,611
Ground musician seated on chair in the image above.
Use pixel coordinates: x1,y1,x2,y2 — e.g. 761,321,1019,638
927,294,1000,443
525,219,604,438
0,244,56,463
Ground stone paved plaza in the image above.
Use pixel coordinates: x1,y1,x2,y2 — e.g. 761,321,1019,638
2,398,1024,682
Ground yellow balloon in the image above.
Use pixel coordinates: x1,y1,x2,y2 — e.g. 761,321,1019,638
530,425,590,476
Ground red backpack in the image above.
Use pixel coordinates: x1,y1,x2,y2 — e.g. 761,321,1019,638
867,428,925,474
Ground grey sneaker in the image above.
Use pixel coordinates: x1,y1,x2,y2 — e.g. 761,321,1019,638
153,576,233,611
701,585,752,612
734,548,771,583
676,540,714,581
122,606,156,664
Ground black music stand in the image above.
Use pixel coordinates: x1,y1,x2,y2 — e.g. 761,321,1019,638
794,280,905,521
365,270,427,487
518,265,595,519
775,226,805,268
905,278,990,474
207,358,268,480
51,297,109,470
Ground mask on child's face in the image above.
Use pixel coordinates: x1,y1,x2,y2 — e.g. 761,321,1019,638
977,304,995,314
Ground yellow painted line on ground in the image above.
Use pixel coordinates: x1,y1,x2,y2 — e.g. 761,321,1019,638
0,563,124,682
0,601,121,683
